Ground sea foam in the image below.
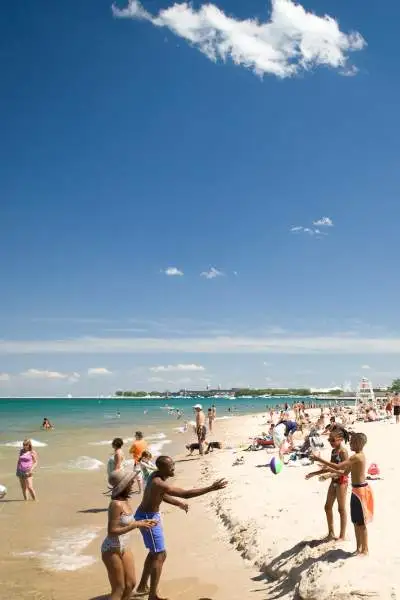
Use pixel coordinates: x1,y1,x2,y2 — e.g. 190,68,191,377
88,432,167,446
149,440,172,456
14,527,101,571
66,456,104,471
1,439,48,448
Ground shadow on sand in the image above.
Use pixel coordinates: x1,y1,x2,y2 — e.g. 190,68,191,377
174,457,201,464
78,508,108,514
251,539,353,599
0,499,25,503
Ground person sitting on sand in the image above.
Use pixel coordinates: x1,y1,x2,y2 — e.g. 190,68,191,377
312,432,373,555
107,438,125,482
41,417,53,430
323,416,337,435
134,455,227,600
101,471,158,600
306,427,350,540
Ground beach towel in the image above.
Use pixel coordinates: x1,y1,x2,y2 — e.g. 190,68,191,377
351,483,374,525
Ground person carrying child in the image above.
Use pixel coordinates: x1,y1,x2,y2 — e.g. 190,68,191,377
305,427,349,541
312,432,374,555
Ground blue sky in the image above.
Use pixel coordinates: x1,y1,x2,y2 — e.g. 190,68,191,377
1,0,400,395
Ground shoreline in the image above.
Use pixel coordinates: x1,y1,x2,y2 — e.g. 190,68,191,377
1,408,398,599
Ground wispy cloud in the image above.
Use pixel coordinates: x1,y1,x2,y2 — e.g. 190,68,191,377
200,267,224,279
164,267,184,276
0,373,10,382
150,363,205,373
361,364,371,370
87,367,113,376
291,217,333,236
20,368,70,380
112,0,365,78
290,226,316,236
313,217,334,227
5,335,400,354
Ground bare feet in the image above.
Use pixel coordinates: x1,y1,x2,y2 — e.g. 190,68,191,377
135,586,150,596
324,532,336,541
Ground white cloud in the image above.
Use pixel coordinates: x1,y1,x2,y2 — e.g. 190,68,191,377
7,334,400,355
148,376,164,383
200,267,224,279
361,364,371,370
87,367,113,376
113,0,365,78
0,373,10,381
20,368,69,380
164,267,184,276
291,222,329,236
150,363,205,373
313,216,334,227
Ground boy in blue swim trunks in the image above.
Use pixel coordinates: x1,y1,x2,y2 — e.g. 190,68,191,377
135,455,228,600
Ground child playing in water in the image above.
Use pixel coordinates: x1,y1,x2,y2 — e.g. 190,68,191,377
306,427,349,540
312,432,373,555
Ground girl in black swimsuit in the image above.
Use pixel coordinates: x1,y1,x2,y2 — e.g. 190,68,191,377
306,427,349,540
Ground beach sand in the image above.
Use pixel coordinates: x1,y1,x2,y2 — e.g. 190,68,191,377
1,410,399,599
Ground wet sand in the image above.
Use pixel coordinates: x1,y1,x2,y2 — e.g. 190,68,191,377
0,418,265,600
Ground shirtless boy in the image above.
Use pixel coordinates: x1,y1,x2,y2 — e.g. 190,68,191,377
312,432,374,555
193,404,206,455
135,455,228,599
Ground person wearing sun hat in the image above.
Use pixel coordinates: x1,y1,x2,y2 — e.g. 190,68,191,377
101,470,157,600
193,403,206,455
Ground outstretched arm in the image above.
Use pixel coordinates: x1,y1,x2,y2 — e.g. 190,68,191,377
163,494,188,512
158,478,227,499
305,468,328,480
313,454,353,472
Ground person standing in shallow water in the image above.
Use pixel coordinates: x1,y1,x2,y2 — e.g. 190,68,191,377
107,438,125,482
135,455,228,600
16,439,38,500
193,404,206,455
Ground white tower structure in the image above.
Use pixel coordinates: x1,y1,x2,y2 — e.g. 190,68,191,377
355,377,375,409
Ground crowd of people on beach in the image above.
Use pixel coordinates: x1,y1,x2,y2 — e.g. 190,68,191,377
8,393,400,599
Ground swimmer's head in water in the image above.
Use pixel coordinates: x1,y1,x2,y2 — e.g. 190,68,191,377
135,431,144,440
156,455,175,478
112,437,123,450
350,432,367,452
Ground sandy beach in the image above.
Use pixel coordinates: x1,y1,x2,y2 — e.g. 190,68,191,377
1,408,399,600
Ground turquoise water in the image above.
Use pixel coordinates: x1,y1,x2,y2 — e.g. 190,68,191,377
0,395,322,435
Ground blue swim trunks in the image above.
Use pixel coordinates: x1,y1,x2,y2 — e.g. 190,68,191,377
134,511,165,553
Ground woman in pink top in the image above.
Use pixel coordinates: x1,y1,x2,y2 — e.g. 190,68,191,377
16,439,38,500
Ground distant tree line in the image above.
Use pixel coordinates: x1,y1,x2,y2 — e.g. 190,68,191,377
114,387,345,398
